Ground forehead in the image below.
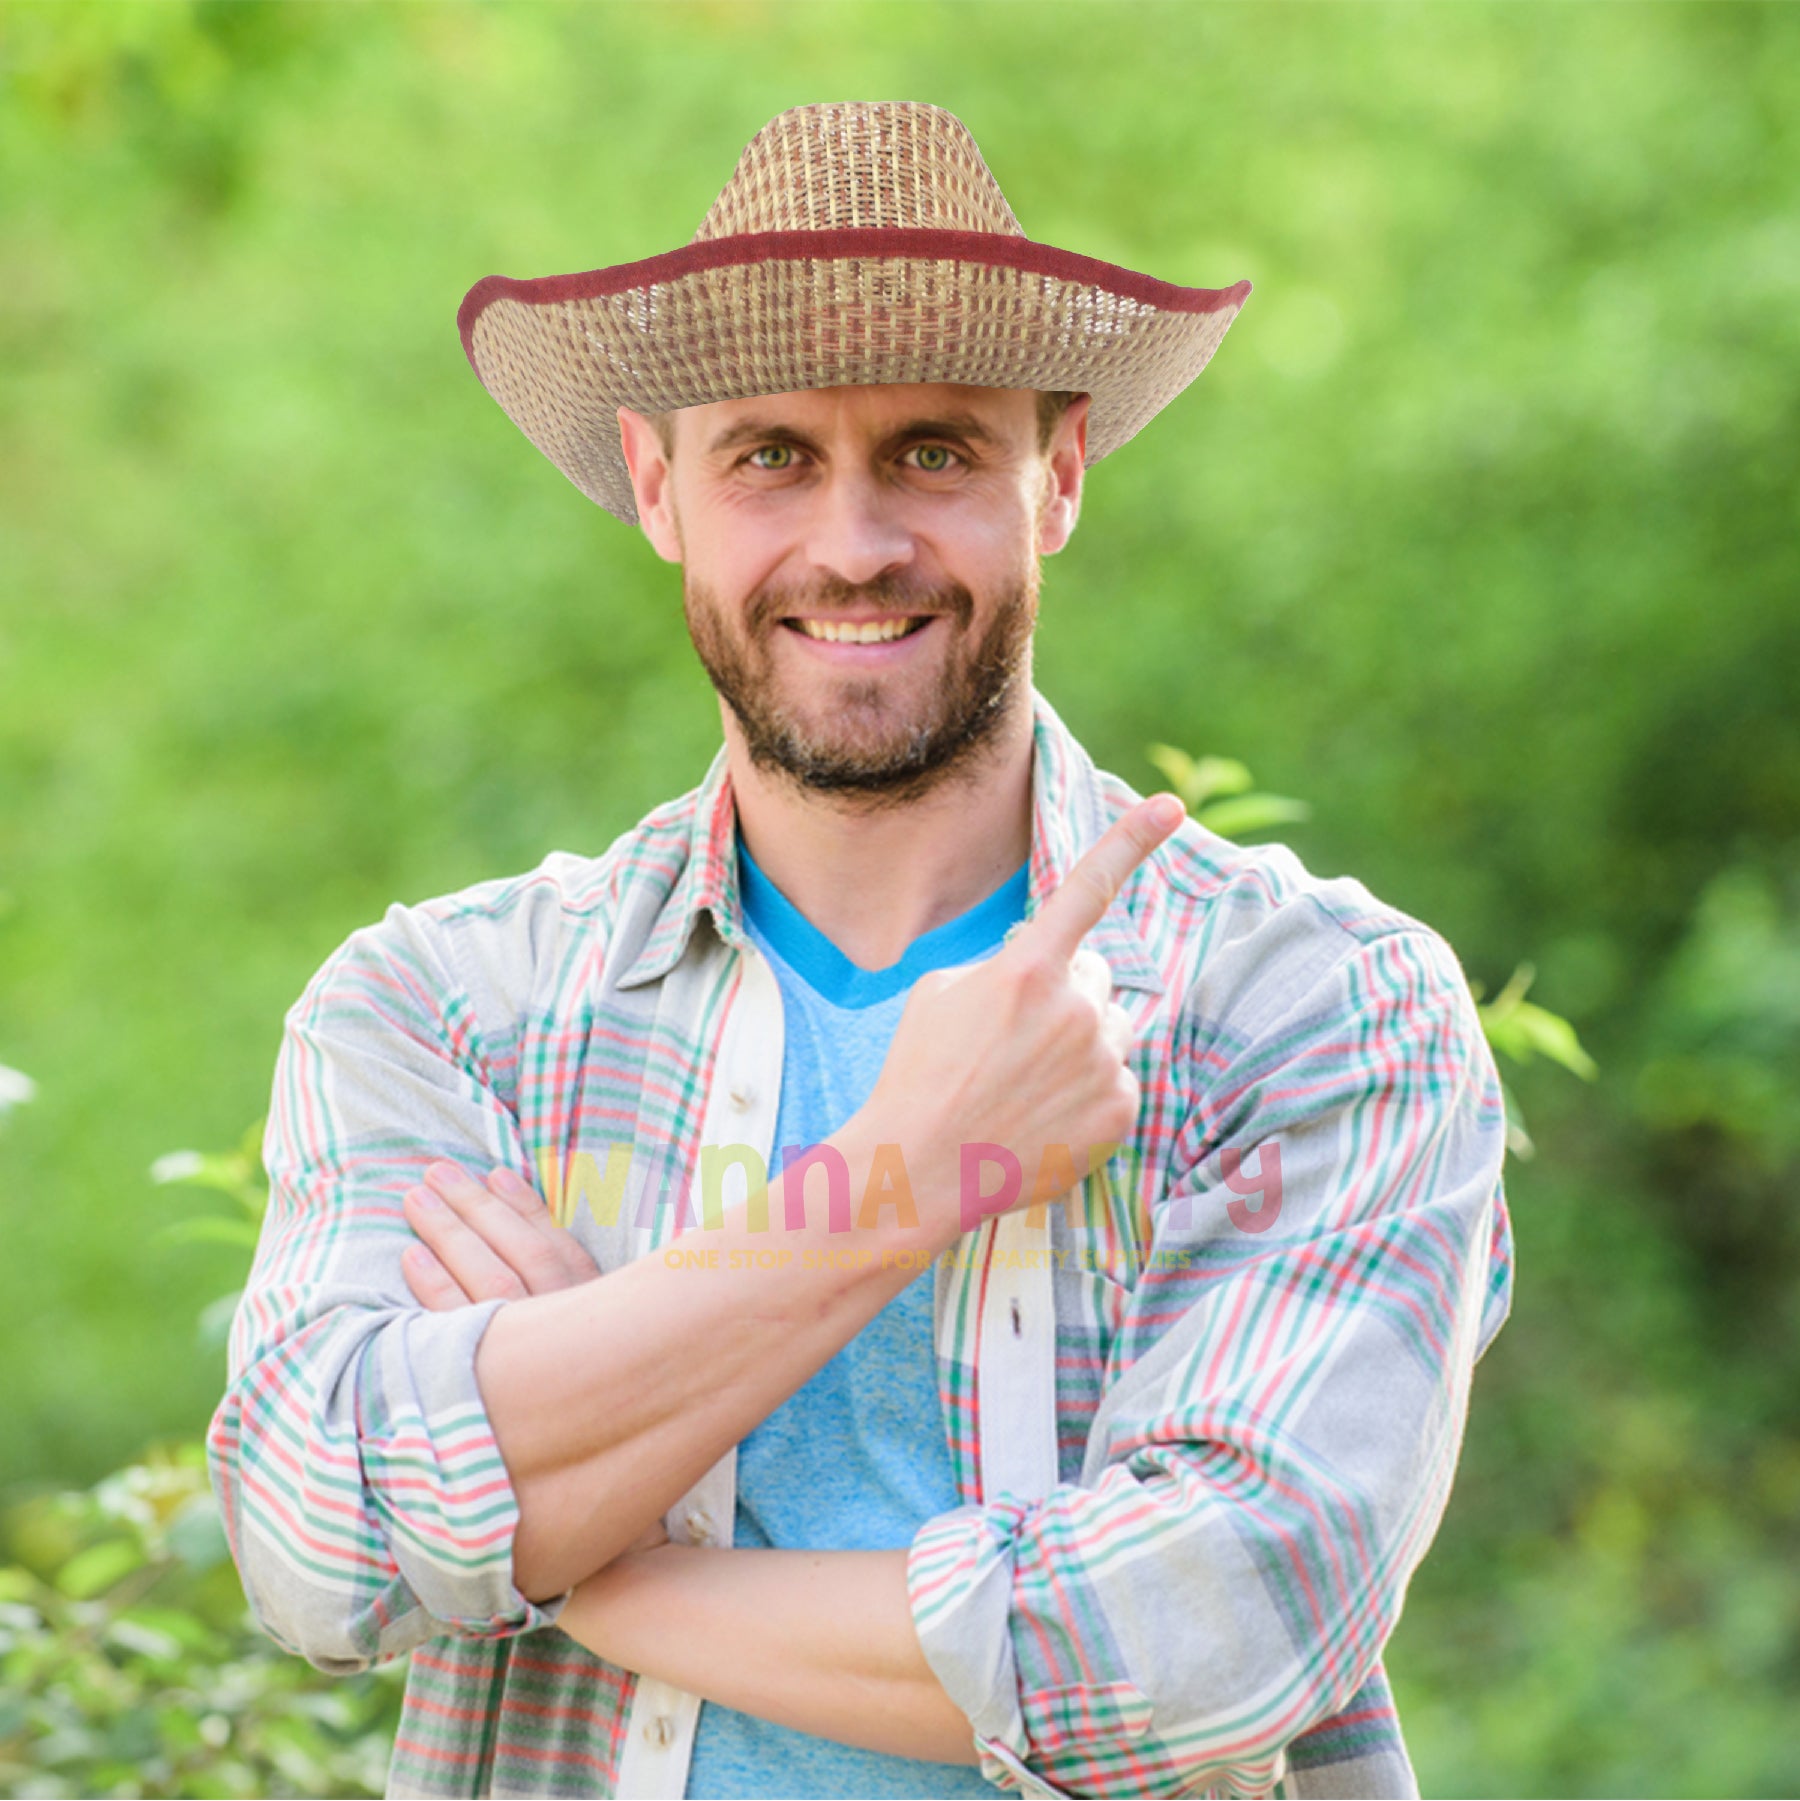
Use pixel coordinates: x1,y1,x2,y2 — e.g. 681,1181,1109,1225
671,382,1039,447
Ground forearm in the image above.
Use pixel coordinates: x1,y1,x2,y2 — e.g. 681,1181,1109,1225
211,1299,550,1671
478,1114,962,1600
558,1544,980,1766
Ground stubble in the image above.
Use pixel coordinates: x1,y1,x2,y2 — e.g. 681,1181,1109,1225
683,567,1038,810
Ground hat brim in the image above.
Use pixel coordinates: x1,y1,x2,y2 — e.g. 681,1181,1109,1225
458,228,1251,524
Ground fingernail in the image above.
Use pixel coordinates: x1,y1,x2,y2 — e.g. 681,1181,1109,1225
1152,793,1184,827
409,1186,444,1212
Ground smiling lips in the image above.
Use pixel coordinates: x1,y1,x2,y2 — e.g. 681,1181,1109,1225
783,614,933,644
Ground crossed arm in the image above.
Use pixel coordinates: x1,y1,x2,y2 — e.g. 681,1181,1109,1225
399,1156,983,1765
212,812,1513,1796
333,803,1182,1763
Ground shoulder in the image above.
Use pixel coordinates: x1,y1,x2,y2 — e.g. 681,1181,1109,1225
315,849,615,987
307,782,705,1015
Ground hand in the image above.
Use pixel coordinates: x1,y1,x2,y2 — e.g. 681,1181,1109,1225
857,792,1185,1234
401,1161,601,1309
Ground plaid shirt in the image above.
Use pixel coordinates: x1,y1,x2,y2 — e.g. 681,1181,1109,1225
208,685,1514,1800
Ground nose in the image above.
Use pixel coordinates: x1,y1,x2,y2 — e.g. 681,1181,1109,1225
802,468,915,589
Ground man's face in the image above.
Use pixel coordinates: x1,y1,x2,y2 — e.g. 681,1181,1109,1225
619,383,1087,806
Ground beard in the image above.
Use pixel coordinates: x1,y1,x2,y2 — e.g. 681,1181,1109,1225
682,564,1038,808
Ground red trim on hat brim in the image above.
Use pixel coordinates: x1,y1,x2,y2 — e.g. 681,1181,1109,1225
456,228,1252,376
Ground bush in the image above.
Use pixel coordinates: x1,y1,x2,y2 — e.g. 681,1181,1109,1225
0,1124,405,1801
0,1443,403,1801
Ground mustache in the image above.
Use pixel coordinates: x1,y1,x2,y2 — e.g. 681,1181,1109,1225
749,574,975,632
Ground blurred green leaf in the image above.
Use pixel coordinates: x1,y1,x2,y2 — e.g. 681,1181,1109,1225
1500,1080,1536,1160
151,1138,268,1218
1193,793,1313,840
55,1538,145,1600
1148,743,1313,840
1473,962,1600,1080
1146,743,1253,810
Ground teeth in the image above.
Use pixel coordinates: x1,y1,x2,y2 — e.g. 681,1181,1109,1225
794,616,922,644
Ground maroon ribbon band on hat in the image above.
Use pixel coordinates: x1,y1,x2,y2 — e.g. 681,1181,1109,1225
457,227,1252,376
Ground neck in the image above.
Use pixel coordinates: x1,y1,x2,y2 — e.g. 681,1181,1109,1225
725,690,1036,973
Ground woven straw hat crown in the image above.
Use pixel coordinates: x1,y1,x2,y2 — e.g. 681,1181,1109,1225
458,100,1251,524
693,102,1025,239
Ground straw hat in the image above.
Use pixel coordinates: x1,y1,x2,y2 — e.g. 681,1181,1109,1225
457,101,1251,525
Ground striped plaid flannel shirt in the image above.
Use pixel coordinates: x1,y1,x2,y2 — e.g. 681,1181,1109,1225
208,684,1515,1800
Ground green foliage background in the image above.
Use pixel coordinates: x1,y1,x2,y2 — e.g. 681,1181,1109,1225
2,2,1797,1795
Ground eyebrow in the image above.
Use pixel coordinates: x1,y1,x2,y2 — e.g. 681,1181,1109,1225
702,419,815,457
701,410,1004,459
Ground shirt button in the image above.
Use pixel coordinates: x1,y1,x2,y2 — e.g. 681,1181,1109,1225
727,1081,756,1111
685,1507,715,1545
644,1713,676,1748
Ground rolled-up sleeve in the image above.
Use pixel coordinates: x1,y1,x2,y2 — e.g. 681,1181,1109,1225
907,924,1516,1798
206,902,566,1673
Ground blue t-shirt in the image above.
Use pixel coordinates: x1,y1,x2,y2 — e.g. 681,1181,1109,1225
683,831,1026,1800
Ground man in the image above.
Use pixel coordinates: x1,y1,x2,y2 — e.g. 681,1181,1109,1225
209,102,1515,1801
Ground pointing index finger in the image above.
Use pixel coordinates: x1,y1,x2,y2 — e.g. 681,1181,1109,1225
1011,793,1185,964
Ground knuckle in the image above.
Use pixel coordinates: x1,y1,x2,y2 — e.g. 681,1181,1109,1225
903,970,945,1016
404,1254,461,1311
559,1251,598,1287
473,1194,531,1242
426,1163,479,1201
514,1245,563,1291
1070,977,1108,1020
1011,954,1059,1003
1117,1084,1142,1128
427,1275,466,1311
1101,1068,1139,1126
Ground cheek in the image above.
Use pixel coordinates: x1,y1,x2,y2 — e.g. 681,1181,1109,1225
932,494,1039,579
692,492,810,585
674,513,781,598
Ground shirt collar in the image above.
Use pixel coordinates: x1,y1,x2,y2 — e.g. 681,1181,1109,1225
614,684,1167,996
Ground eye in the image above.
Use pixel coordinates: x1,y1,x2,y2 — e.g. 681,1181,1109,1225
747,443,798,470
905,443,958,473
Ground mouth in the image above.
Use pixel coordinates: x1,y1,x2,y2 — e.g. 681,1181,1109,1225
780,613,936,646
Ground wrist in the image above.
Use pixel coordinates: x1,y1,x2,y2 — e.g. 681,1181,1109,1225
832,1106,966,1259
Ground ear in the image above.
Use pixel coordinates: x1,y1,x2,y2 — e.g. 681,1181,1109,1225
1035,394,1090,557
617,407,683,563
